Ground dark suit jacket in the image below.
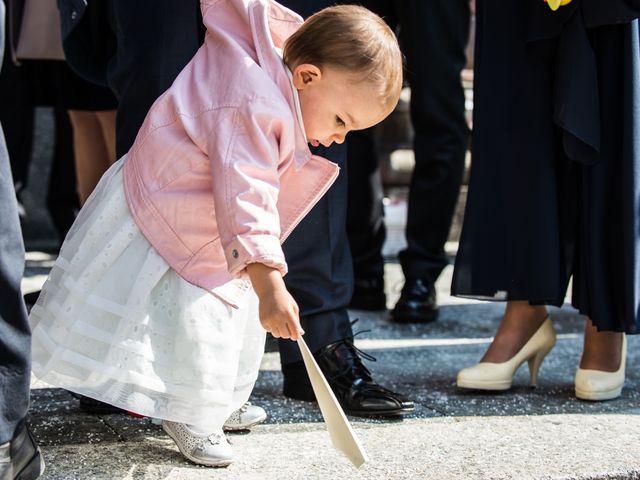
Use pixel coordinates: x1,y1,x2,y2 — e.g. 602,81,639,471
56,0,113,86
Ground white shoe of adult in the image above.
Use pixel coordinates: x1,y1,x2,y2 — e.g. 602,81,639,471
575,335,627,401
162,421,233,467
457,316,556,390
223,402,267,431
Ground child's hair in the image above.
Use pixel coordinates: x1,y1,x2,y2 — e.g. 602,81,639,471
283,5,403,111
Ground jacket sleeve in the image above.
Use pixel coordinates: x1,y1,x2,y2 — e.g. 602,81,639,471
207,98,292,278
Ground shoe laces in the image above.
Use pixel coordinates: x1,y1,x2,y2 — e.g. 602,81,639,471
346,318,377,363
347,318,376,362
318,319,377,381
320,338,402,399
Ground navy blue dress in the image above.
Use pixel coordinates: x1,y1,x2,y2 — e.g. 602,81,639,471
452,0,640,334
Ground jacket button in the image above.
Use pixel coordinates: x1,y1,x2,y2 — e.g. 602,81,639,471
231,249,238,259
71,10,77,20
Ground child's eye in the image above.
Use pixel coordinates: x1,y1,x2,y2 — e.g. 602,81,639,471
336,116,345,127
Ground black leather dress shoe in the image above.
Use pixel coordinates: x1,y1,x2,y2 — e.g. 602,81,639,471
348,277,386,311
282,338,414,417
0,423,44,480
390,277,438,323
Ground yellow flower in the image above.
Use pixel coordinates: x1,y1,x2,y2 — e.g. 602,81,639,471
546,0,572,10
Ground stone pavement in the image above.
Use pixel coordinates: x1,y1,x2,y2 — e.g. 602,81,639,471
22,254,640,480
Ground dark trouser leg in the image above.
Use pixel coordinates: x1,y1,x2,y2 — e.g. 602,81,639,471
346,128,386,283
397,0,469,283
345,0,398,285
278,143,414,416
387,0,469,323
345,128,387,309
277,0,414,416
0,52,34,196
106,0,204,157
277,0,355,363
0,125,31,444
46,108,79,243
278,143,354,364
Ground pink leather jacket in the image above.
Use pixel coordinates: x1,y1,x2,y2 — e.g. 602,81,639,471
123,0,339,307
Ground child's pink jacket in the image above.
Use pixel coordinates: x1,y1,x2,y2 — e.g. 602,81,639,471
122,0,339,307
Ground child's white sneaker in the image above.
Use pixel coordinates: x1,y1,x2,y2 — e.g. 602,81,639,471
162,421,233,467
223,402,267,431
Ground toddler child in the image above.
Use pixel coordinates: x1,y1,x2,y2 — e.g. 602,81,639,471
29,0,402,467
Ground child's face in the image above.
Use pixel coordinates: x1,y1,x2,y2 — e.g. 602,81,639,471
292,64,390,148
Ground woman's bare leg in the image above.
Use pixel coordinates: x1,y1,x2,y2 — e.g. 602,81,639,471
580,319,624,371
95,110,117,164
68,110,116,205
480,300,549,363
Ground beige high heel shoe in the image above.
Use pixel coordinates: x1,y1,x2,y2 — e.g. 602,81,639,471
457,316,556,390
575,335,626,401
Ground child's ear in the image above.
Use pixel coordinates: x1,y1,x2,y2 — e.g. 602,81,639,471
292,64,322,89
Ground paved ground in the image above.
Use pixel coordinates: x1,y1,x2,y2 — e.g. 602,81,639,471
16,107,640,479
22,255,640,480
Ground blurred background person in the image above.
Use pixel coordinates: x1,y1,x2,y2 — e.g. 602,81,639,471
346,0,471,324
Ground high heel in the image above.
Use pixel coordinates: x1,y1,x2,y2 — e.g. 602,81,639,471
575,335,626,401
457,316,556,391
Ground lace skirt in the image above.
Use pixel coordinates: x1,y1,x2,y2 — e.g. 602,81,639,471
29,159,265,429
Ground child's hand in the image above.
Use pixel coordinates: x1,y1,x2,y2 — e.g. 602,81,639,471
257,284,304,340
246,263,305,340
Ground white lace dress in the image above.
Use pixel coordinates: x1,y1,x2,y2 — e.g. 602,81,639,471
29,159,265,430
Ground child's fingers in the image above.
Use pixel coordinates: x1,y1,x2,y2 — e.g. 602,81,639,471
286,322,299,341
268,327,281,338
273,323,292,340
265,321,283,338
262,312,304,340
287,317,305,341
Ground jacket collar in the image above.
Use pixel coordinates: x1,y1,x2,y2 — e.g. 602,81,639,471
248,0,312,169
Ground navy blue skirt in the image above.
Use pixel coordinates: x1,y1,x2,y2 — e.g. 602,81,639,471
452,0,640,333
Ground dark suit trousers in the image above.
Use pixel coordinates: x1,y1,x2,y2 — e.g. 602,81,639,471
348,0,470,283
275,0,355,363
104,1,205,159
277,143,353,364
